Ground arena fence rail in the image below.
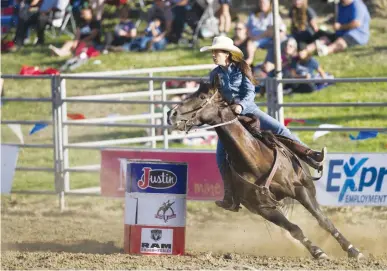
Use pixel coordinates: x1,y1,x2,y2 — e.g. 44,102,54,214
1,70,387,210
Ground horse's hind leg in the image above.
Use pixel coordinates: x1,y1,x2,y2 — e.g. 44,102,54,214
256,206,328,259
295,186,364,259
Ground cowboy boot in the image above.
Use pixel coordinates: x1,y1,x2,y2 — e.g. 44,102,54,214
275,135,327,171
215,188,240,212
215,164,240,212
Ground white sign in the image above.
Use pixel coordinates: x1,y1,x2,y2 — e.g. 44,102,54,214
140,228,173,254
124,193,186,227
137,196,186,226
1,145,19,194
316,153,387,206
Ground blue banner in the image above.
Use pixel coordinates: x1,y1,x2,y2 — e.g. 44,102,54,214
127,161,187,194
317,153,387,206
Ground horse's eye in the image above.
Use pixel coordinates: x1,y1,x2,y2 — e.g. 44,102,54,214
200,95,206,100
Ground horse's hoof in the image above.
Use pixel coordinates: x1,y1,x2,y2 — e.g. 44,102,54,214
317,252,329,259
313,248,328,259
348,247,364,260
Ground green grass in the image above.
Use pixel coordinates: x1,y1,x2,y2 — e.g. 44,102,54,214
1,19,387,192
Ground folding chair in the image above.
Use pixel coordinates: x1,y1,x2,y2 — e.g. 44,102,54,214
186,0,220,49
47,5,77,39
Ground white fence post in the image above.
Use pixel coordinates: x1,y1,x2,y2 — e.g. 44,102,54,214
60,78,70,192
162,81,169,149
272,0,284,124
51,76,65,211
266,78,274,117
149,72,156,148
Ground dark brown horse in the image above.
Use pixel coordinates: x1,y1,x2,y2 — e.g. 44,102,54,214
167,81,364,260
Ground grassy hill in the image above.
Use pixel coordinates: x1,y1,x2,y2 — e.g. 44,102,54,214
1,19,386,192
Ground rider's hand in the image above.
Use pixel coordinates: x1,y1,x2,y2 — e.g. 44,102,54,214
231,104,243,115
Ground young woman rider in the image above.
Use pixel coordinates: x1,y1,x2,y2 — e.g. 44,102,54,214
200,36,326,212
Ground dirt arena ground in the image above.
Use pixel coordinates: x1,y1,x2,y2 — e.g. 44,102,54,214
1,195,387,270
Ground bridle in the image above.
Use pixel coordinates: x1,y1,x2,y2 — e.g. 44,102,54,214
173,89,238,134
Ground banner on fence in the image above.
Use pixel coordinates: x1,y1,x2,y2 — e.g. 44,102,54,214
101,150,387,206
316,153,387,206
100,149,223,200
1,145,19,194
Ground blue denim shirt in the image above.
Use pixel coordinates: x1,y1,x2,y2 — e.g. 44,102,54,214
209,64,256,112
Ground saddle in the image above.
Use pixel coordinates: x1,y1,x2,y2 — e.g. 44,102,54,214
238,114,325,172
238,114,279,149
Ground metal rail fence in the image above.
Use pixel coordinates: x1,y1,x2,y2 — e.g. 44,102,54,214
1,69,387,210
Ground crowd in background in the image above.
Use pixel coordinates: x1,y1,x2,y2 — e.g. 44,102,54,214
2,0,371,94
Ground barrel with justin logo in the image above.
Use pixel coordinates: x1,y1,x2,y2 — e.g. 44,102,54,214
124,160,188,255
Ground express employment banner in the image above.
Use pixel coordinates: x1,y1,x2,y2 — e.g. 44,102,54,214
316,153,387,206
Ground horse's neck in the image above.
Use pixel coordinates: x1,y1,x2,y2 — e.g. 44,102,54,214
215,121,271,176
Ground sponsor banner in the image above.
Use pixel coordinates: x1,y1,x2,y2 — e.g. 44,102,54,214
100,149,223,200
127,161,187,194
316,153,387,206
125,193,186,227
124,225,185,255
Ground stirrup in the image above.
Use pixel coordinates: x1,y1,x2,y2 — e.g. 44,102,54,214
304,157,323,172
307,147,327,166
315,147,327,167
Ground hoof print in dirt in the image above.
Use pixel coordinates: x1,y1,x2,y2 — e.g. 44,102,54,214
223,253,233,260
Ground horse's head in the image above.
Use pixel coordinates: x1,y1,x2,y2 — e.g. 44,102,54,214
167,78,230,132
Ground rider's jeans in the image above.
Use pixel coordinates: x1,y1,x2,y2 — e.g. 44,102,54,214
216,105,301,179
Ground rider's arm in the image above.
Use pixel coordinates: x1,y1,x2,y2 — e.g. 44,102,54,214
236,76,256,111
210,68,234,103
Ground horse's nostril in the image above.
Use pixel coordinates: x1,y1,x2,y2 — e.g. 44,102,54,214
173,111,177,116
192,113,196,118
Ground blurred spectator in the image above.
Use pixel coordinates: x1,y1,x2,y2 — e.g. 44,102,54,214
253,37,298,95
168,0,189,44
246,0,287,49
259,37,298,77
140,0,172,50
131,16,167,51
289,0,320,44
13,0,69,48
49,7,100,57
285,42,327,93
102,5,136,52
218,0,231,36
233,22,256,66
300,0,370,57
147,0,172,33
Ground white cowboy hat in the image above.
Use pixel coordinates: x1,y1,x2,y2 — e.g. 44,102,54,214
200,36,244,60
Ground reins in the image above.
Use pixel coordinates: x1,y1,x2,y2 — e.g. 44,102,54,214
176,89,239,134
187,117,238,134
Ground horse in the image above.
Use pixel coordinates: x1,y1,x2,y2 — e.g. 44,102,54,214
167,81,364,260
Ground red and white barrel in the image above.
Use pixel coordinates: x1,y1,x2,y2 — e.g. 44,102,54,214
124,160,188,255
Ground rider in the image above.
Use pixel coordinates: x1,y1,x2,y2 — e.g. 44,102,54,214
200,36,327,212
